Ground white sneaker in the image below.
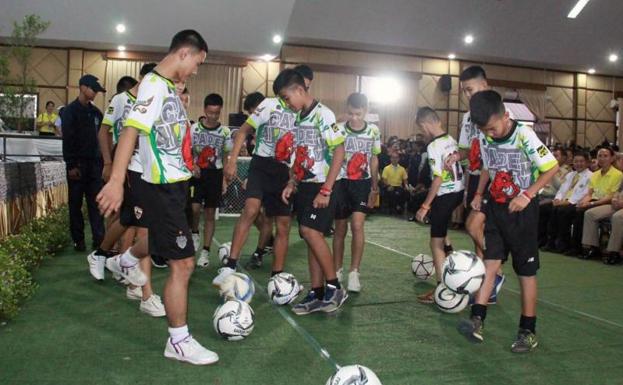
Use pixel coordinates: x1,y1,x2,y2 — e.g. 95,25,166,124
192,233,201,252
197,249,210,268
87,251,106,281
336,267,343,283
140,294,166,317
113,272,129,286
212,267,235,288
164,335,219,365
105,255,147,287
347,270,361,292
126,286,142,301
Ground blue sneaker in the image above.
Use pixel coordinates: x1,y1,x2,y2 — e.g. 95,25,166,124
292,291,322,315
488,274,505,304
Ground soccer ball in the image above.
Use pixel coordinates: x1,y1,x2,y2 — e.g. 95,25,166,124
218,242,231,265
434,283,469,313
213,300,255,341
267,272,303,305
326,365,382,385
219,272,255,303
442,250,485,295
411,253,435,280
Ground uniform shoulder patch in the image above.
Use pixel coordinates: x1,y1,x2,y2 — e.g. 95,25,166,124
536,145,548,158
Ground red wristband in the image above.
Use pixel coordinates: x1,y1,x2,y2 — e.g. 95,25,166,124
319,187,332,197
522,191,534,200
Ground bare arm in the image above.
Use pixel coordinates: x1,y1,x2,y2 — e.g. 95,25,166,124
224,123,253,181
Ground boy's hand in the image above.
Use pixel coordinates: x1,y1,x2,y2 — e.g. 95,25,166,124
281,183,295,204
470,195,482,211
367,190,378,208
67,167,81,181
97,180,123,217
509,195,530,213
102,164,111,182
416,207,429,223
224,160,237,182
313,193,330,209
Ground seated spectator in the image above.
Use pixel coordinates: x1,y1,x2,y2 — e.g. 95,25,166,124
381,152,408,215
581,179,623,264
538,147,573,244
407,157,432,221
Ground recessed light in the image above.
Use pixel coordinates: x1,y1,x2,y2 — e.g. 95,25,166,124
117,45,126,51
448,53,456,60
567,0,591,19
259,54,275,62
588,68,596,74
272,34,283,44
464,34,474,44
115,24,126,33
608,53,618,62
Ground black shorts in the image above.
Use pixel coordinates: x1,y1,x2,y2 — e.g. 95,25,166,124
142,180,194,260
191,168,223,208
120,170,149,228
430,191,464,238
335,179,371,219
483,197,540,276
294,182,337,234
245,155,291,217
465,174,489,217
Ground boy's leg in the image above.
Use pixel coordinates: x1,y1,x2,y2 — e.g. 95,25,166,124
229,198,262,261
191,203,202,233
465,210,485,256
246,211,274,269
349,212,366,271
271,215,291,274
164,256,195,327
332,218,348,273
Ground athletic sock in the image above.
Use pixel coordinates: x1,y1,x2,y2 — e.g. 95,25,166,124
519,315,536,334
271,270,283,277
120,249,139,267
254,247,265,256
471,304,488,321
96,248,113,257
168,325,190,344
326,279,341,290
225,258,238,269
312,287,324,299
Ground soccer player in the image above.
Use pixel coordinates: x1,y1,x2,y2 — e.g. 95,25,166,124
189,93,233,267
414,107,465,304
459,90,558,353
97,30,218,365
332,92,380,292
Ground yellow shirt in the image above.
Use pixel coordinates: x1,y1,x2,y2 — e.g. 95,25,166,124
36,112,58,134
589,166,623,200
382,164,407,187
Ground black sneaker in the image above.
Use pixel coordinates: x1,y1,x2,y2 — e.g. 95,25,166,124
151,254,168,268
458,315,484,343
510,329,538,353
244,251,264,269
74,240,86,252
604,252,621,265
581,247,601,260
444,244,454,256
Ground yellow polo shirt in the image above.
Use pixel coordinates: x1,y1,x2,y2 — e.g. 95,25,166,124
382,164,407,187
589,166,623,200
36,112,58,134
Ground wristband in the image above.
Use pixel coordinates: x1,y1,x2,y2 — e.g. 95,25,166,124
420,204,431,211
519,193,531,203
319,187,332,197
522,190,534,200
474,191,483,197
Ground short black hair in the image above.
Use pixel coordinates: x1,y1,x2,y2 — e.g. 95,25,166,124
293,64,314,81
469,90,505,127
597,146,616,157
415,106,440,125
243,92,265,112
273,68,306,95
459,65,487,82
45,100,55,107
347,93,368,109
116,76,138,93
169,29,208,53
204,93,223,108
573,150,589,160
140,62,157,77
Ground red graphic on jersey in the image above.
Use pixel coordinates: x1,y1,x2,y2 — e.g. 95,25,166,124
489,170,520,204
468,138,482,172
197,146,216,169
347,152,369,180
292,145,315,181
275,131,294,162
182,122,194,172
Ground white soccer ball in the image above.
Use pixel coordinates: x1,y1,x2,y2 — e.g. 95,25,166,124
218,242,231,265
213,300,255,341
219,272,255,303
442,250,485,295
411,253,435,281
434,282,469,313
326,365,382,385
267,272,303,305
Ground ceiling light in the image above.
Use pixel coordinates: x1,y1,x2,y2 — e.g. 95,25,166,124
259,54,275,62
272,34,283,44
115,24,126,33
117,45,126,51
448,53,456,60
567,0,591,19
464,34,474,44
608,53,618,62
587,68,596,74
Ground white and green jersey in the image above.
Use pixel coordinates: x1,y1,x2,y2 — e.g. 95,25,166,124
125,72,192,184
339,121,381,180
102,91,142,173
190,122,233,170
427,134,465,196
292,101,345,183
246,97,298,163
480,121,557,203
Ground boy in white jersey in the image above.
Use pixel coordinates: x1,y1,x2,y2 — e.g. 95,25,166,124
97,30,218,365
189,93,232,267
332,93,381,293
414,107,465,304
273,69,348,315
459,90,558,353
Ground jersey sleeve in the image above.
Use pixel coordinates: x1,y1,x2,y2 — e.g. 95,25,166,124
124,74,164,135
102,94,121,129
427,143,444,178
223,126,233,153
458,113,471,149
371,124,382,155
520,126,557,172
245,98,274,129
320,109,345,150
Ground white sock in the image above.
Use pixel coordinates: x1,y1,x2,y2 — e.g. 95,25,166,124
169,325,190,344
120,249,139,267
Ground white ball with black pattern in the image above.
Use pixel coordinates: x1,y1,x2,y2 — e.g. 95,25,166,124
219,272,255,303
411,253,435,280
442,250,485,295
267,272,303,305
218,242,231,265
213,300,255,341
326,365,382,385
434,282,469,313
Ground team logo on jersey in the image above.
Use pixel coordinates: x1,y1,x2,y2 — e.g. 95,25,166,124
275,131,295,162
536,145,548,158
293,145,316,181
197,146,217,169
134,206,143,220
468,139,482,172
176,232,187,249
331,123,340,133
107,106,114,114
489,170,520,204
132,96,154,113
347,152,369,180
